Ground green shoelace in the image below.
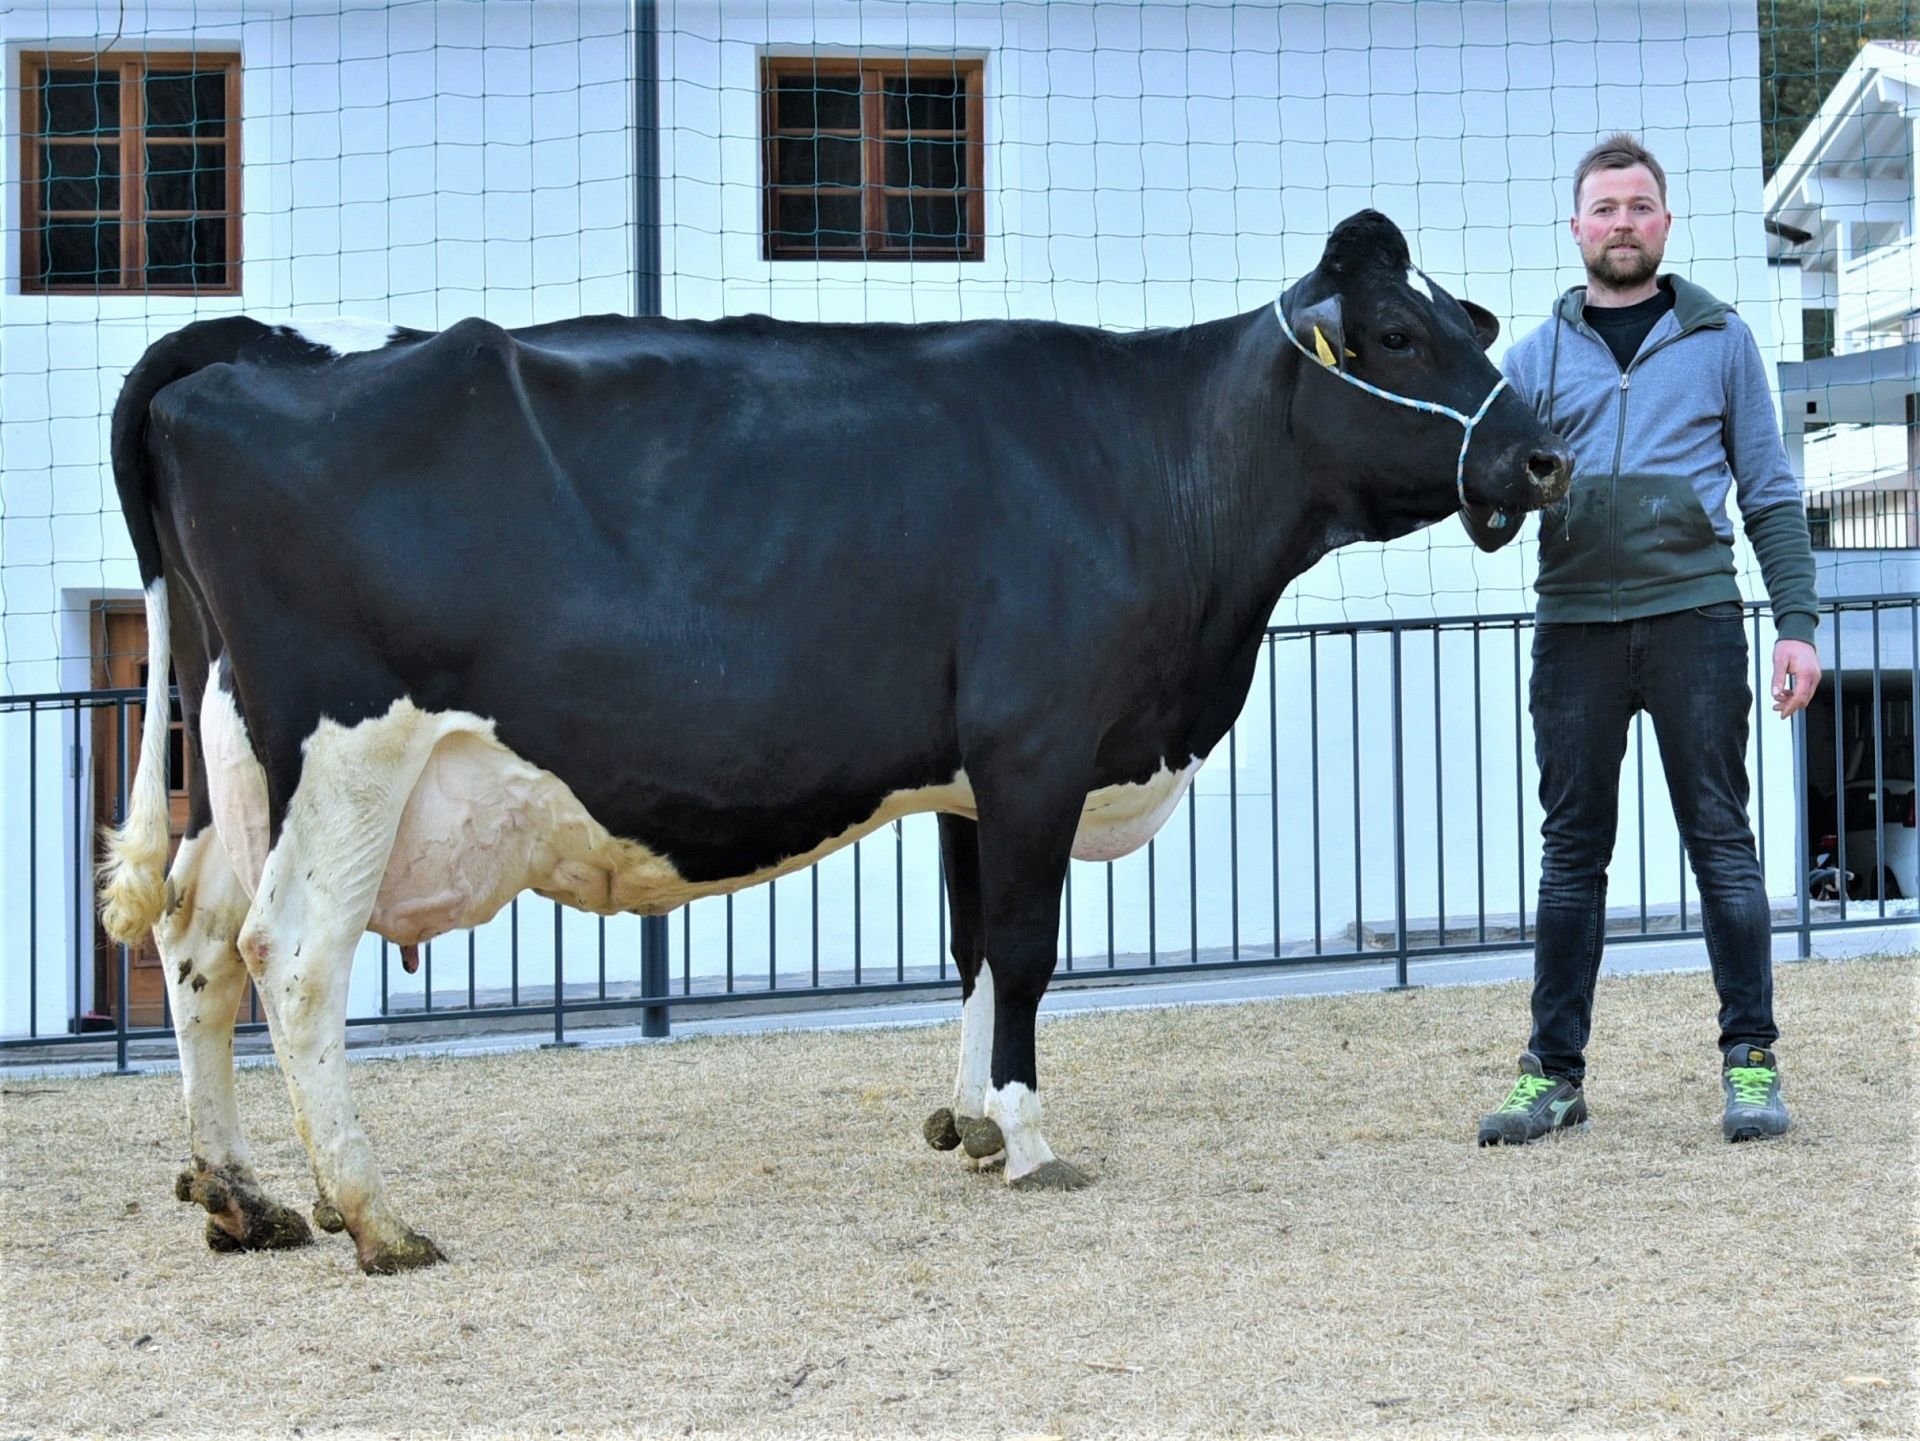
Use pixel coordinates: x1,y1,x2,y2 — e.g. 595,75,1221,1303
1727,1065,1777,1107
1497,1074,1556,1112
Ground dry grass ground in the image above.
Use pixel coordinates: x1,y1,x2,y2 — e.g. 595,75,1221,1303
1,953,1914,1441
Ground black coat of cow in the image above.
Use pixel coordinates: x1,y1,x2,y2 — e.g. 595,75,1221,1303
101,211,1569,1272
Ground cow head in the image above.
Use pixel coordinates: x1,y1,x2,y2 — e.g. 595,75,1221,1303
1278,211,1571,537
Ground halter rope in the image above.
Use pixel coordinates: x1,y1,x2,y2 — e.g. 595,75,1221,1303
1271,299,1512,527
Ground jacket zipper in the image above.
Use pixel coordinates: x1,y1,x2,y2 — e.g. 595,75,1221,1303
1608,369,1628,618
1584,319,1689,621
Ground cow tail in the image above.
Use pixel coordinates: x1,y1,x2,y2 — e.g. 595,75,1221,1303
98,579,173,943
97,333,199,945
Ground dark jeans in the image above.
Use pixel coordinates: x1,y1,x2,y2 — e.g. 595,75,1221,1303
1528,603,1778,1082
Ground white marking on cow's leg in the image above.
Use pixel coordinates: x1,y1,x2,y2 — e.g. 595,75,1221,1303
237,700,451,1274
200,669,270,896
952,963,994,1118
156,833,311,1251
949,965,1006,1169
984,1081,1065,1184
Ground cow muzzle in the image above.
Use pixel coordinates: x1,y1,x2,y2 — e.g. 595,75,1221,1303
1526,441,1574,506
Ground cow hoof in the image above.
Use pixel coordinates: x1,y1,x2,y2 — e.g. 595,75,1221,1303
358,1230,447,1276
312,1198,347,1233
955,1114,1005,1160
923,1107,962,1151
178,1163,314,1251
1009,1159,1091,1192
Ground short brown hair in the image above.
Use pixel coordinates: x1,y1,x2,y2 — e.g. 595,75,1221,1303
1573,132,1667,211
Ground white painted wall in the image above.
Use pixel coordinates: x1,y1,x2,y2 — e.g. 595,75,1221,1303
0,0,1845,1037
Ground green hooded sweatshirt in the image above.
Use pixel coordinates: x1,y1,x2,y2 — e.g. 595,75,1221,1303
1464,275,1818,643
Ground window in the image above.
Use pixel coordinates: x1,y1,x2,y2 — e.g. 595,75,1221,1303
761,57,983,262
1802,307,1836,362
20,51,241,295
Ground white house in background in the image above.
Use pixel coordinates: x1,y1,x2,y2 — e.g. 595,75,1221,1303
2,1,1804,1038
1763,39,1920,903
1764,38,1920,579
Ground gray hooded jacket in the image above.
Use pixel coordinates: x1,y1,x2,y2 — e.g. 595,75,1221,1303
1466,275,1817,643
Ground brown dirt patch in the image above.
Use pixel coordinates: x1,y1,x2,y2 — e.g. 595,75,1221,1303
2,953,1913,1438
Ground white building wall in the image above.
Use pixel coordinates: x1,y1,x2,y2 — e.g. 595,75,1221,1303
1,0,1815,1036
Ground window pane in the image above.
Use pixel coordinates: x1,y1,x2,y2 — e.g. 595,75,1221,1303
775,136,862,187
883,74,964,132
40,220,120,285
884,193,965,249
146,143,226,211
42,68,118,136
41,143,119,212
145,217,227,286
884,137,963,190
144,69,227,137
774,73,861,132
773,190,863,251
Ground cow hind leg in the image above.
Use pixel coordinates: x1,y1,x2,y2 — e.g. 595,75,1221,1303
156,832,312,1252
923,818,1006,1167
239,702,449,1274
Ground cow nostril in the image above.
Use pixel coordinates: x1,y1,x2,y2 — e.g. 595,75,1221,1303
1528,450,1570,487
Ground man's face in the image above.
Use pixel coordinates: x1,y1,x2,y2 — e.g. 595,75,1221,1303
1572,163,1672,288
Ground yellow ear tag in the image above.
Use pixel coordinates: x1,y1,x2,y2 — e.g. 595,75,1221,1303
1312,325,1338,368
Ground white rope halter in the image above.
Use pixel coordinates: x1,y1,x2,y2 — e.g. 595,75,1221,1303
1271,298,1512,528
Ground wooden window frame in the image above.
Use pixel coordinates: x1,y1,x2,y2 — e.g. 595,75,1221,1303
19,49,242,296
761,56,985,263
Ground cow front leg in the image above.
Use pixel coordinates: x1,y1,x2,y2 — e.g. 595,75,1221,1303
240,702,448,1274
971,774,1090,1191
156,833,313,1253
924,816,1005,1167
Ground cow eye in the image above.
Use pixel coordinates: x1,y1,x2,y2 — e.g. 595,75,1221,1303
1380,330,1411,351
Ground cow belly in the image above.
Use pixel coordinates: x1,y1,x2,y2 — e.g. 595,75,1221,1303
1071,759,1200,862
210,685,1195,938
372,730,981,943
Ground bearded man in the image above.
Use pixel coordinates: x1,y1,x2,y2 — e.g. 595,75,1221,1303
1461,133,1820,1146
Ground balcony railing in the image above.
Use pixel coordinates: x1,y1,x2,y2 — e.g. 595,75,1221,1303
1808,488,1920,549
1837,231,1920,337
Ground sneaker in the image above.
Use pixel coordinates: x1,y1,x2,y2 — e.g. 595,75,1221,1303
1722,1044,1789,1142
1478,1051,1589,1146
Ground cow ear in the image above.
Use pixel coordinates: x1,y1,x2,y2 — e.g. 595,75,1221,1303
1292,295,1346,372
1459,299,1500,351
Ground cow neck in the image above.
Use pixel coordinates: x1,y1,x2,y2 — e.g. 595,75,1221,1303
1103,309,1327,687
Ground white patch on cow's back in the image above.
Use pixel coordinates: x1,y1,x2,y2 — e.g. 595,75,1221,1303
1407,268,1434,302
1070,758,1200,862
201,672,272,896
279,318,398,356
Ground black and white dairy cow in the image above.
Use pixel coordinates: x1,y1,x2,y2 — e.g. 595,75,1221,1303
100,210,1569,1273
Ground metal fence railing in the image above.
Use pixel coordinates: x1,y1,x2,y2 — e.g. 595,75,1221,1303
4,598,1915,1069
1807,488,1920,550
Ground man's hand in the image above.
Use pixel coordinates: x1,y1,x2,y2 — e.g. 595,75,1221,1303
1770,639,1820,719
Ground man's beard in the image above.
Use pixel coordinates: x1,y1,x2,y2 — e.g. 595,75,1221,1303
1586,242,1660,288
